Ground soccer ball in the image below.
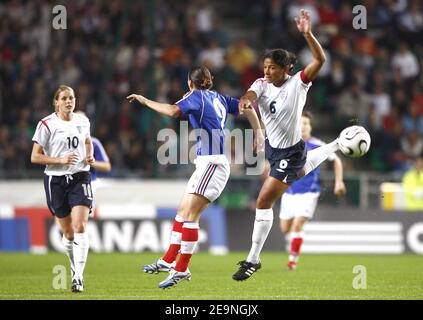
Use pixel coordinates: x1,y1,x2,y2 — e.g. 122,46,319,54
338,126,371,158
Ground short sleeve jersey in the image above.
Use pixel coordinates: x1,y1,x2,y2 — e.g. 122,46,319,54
176,90,239,155
32,112,91,176
249,71,312,149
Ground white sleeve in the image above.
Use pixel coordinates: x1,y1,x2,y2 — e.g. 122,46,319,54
248,79,265,98
32,121,50,147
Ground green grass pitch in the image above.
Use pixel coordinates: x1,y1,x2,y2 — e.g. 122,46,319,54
0,252,422,300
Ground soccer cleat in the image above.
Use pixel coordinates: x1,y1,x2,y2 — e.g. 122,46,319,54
158,269,192,289
143,259,176,274
71,278,84,293
232,260,262,281
287,261,297,270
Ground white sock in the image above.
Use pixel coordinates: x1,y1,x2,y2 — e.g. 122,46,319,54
247,208,274,264
73,233,89,280
303,139,339,176
62,235,75,278
289,254,299,263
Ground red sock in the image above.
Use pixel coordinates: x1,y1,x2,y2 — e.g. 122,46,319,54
290,237,303,258
162,216,184,264
175,222,199,272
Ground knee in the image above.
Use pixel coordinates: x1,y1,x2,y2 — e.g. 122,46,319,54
292,225,302,233
292,221,305,233
280,223,290,234
72,221,87,233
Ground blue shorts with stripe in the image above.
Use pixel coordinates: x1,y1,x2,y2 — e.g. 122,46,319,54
187,155,230,202
44,171,93,218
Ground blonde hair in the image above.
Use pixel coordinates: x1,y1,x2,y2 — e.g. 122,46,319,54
52,85,74,111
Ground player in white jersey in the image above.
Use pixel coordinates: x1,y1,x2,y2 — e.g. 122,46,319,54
31,85,94,292
233,9,342,281
280,111,346,270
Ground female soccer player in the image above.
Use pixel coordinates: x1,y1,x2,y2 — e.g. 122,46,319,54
232,9,342,281
31,85,94,292
280,111,346,270
127,66,263,289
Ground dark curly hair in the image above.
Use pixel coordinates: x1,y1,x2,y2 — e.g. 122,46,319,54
264,49,297,72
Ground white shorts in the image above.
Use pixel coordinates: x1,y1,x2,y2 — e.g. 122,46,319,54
279,192,320,220
187,154,230,202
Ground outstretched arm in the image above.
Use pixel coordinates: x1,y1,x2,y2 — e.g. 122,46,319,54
295,9,326,81
127,94,181,118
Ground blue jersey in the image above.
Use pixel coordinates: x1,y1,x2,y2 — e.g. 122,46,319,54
286,137,334,194
90,137,109,181
176,90,239,155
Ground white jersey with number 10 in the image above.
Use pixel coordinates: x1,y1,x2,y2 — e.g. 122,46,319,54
32,112,91,176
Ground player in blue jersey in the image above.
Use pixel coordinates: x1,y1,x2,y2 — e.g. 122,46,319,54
127,66,264,288
280,111,346,270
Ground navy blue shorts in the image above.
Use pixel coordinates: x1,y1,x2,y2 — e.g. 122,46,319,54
44,171,93,218
265,139,307,185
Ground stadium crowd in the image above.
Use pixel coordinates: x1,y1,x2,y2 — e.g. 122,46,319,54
1,0,423,177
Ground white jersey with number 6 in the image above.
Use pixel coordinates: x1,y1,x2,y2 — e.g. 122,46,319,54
32,112,91,176
248,71,312,149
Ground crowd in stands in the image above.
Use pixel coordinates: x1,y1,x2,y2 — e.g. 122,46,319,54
1,0,422,178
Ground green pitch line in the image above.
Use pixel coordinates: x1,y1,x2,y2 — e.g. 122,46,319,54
0,252,422,300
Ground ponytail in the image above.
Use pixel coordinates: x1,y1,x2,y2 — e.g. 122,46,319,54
188,66,214,90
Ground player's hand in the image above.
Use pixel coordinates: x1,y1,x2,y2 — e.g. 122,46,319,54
254,130,265,153
295,9,311,34
238,96,252,115
61,152,78,165
127,94,147,105
334,181,347,196
85,154,95,165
